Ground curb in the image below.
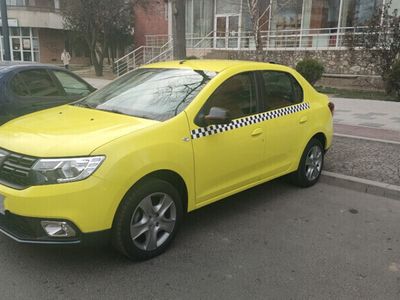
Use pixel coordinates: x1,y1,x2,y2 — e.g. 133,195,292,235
334,133,400,145
321,171,400,201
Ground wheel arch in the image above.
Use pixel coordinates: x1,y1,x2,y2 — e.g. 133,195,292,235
312,132,327,150
114,169,189,223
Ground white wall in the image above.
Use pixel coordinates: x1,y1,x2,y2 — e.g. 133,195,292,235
7,9,63,29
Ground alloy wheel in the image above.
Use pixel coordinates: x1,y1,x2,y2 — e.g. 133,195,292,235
305,145,323,181
130,192,177,251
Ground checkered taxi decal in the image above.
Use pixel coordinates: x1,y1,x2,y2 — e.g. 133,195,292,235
191,102,310,140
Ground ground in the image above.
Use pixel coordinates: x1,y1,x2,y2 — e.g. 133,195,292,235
0,181,399,299
325,136,400,185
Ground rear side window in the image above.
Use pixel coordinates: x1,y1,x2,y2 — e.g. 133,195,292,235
53,70,92,97
261,71,303,111
17,69,62,97
10,74,30,96
201,73,257,120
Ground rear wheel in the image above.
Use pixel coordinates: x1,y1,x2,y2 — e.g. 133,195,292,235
112,178,182,261
290,138,324,187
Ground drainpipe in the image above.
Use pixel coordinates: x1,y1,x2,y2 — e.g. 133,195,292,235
0,0,11,61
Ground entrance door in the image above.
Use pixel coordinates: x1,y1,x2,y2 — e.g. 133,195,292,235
215,15,240,49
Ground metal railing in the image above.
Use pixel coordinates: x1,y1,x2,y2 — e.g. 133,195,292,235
114,40,173,76
146,26,367,52
116,26,369,77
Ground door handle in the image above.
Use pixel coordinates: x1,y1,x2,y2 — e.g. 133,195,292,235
251,128,263,137
299,116,308,124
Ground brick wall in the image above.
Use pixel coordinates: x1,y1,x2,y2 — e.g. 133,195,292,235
134,0,168,47
205,49,378,76
38,28,90,65
38,28,65,64
204,48,383,90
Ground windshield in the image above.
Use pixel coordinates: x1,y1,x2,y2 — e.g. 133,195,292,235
75,68,216,121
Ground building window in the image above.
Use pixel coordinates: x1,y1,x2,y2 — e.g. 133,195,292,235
0,27,40,62
186,0,214,37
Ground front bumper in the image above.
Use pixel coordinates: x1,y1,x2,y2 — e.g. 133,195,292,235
0,211,111,245
0,211,81,244
0,174,123,234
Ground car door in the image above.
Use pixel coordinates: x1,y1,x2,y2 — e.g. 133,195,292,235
189,72,265,204
7,68,67,119
258,70,310,177
51,69,95,100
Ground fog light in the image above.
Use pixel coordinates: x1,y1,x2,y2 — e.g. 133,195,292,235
41,221,76,238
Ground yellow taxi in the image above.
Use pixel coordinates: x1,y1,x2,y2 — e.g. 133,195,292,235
0,60,333,260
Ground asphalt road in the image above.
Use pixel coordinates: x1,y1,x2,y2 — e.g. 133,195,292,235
0,180,399,300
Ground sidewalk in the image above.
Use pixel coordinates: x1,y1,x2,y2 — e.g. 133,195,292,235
331,97,400,142
85,77,111,90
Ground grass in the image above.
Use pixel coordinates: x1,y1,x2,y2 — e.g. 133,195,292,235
316,86,399,102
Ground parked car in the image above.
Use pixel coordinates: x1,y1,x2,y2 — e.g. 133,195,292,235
0,60,333,260
0,62,96,125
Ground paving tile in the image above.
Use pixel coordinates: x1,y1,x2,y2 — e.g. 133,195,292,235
333,119,344,123
368,113,388,116
352,113,376,120
357,122,385,128
390,117,400,123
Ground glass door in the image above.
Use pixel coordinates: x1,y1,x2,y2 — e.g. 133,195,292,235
215,14,240,49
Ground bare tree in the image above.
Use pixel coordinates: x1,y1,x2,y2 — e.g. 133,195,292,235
358,0,400,93
172,0,186,60
246,0,270,61
62,0,136,76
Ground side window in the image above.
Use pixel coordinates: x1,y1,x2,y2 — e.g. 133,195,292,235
202,73,257,120
10,74,30,96
53,70,92,97
262,71,303,111
18,69,63,97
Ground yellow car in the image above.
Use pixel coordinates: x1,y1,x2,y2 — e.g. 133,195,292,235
0,60,333,260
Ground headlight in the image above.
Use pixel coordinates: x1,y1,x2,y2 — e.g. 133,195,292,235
31,156,105,184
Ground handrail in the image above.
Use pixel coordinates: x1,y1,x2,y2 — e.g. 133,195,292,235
191,31,215,48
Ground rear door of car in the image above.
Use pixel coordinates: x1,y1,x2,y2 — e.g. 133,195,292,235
257,70,311,177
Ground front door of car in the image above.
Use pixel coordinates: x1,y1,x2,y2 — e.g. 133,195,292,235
7,69,67,119
257,71,310,177
189,72,265,204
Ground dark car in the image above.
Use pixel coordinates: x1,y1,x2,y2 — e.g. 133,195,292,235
0,62,96,125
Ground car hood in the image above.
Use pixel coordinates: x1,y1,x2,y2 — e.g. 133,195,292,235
0,105,158,157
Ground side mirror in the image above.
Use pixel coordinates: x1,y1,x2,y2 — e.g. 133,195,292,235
204,107,231,126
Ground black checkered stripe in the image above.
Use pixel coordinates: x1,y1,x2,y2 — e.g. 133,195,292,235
191,102,310,140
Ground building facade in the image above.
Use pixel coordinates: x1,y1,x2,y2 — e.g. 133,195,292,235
0,0,70,63
180,0,400,50
0,0,169,65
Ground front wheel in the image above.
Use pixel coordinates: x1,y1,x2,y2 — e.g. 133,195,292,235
112,178,183,261
290,138,324,187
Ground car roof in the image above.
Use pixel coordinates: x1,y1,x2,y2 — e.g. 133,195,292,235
143,59,288,73
0,62,66,74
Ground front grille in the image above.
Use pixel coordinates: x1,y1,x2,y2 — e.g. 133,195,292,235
0,149,38,189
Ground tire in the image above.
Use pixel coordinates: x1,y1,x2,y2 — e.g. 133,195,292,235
112,178,183,261
290,138,324,188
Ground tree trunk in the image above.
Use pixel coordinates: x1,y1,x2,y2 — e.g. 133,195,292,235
172,0,186,60
90,49,103,77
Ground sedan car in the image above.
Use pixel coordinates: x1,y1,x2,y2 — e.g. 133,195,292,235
0,62,95,125
0,60,333,260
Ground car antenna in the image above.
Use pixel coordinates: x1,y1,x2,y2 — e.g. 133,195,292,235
179,60,186,64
